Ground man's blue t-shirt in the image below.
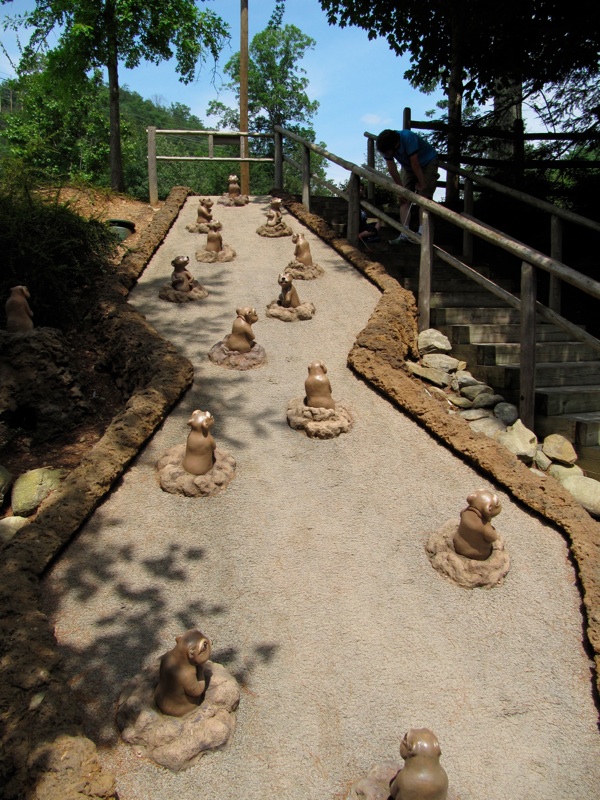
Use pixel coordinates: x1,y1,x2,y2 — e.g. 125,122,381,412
390,130,437,169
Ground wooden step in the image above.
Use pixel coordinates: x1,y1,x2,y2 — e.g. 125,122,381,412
403,276,515,294
535,385,600,416
455,341,600,367
430,292,517,308
475,362,600,391
576,445,600,481
442,323,579,345
431,307,521,325
535,412,600,446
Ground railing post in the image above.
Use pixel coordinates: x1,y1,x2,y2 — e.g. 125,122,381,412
520,261,537,430
302,143,311,211
403,106,412,130
274,130,283,189
549,215,562,314
367,136,375,202
418,210,434,331
462,176,474,265
347,172,360,247
513,118,525,188
147,126,159,208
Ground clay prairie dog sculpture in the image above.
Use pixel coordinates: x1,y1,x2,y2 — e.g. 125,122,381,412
305,360,335,410
182,409,216,476
170,256,195,293
5,285,34,332
228,174,241,197
390,728,448,800
226,307,258,353
278,273,301,308
291,232,313,266
196,197,213,223
453,489,501,560
206,220,224,252
154,629,212,717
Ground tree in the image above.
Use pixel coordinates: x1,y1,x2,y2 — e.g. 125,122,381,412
206,18,329,195
7,0,230,191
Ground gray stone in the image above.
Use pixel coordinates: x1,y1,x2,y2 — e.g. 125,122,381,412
548,462,584,484
460,383,495,400
11,467,67,517
0,515,28,544
468,417,507,437
534,447,552,472
417,328,452,355
422,353,460,372
0,465,12,505
117,660,240,772
346,761,401,800
472,392,505,409
561,475,600,516
406,362,452,388
287,397,354,439
542,433,578,465
460,408,494,421
447,394,473,408
496,420,538,463
451,370,480,391
494,402,519,426
530,468,548,478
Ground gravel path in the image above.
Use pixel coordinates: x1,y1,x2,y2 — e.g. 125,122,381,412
43,197,600,800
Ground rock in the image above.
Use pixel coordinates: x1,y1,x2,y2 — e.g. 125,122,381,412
542,434,578,465
406,362,452,387
451,370,480,391
530,468,547,478
0,465,12,505
157,446,236,498
460,383,495,400
548,462,584,484
425,519,510,589
286,397,353,439
422,353,460,372
117,660,240,772
468,417,507,437
460,408,494,421
494,402,519,425
0,515,28,544
448,394,473,409
472,392,504,409
417,328,452,355
265,300,316,321
207,341,267,371
11,467,67,517
346,761,401,800
496,420,538,463
561,475,600,516
534,447,553,472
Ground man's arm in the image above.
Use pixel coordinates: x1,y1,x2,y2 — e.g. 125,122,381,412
385,158,402,185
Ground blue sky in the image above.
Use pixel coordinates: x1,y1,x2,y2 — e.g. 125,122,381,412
1,0,446,186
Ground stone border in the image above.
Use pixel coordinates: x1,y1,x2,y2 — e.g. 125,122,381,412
278,194,600,700
0,187,194,800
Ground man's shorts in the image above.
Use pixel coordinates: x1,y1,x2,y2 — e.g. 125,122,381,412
400,158,440,199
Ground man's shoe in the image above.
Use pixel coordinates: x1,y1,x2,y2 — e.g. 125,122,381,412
390,233,409,244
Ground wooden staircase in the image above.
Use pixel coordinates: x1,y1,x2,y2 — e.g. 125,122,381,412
380,243,600,480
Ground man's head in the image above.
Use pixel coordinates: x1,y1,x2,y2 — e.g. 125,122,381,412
376,129,400,159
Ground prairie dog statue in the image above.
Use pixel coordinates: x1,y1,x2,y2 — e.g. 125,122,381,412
6,285,34,332
390,728,448,800
305,360,335,410
154,629,212,717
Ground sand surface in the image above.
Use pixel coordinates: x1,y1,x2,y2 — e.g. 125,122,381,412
43,197,600,800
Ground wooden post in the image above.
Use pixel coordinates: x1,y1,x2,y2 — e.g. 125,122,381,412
208,134,214,159
520,261,537,430
240,0,250,195
302,144,311,212
274,130,283,189
403,107,411,130
418,210,434,332
347,173,361,247
462,177,474,265
367,137,375,201
513,118,525,188
549,215,562,313
147,126,159,208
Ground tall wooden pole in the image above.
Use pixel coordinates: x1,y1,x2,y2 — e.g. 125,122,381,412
240,0,250,195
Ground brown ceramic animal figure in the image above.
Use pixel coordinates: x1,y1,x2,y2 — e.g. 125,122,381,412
292,232,313,266
453,489,502,560
196,198,213,224
5,285,34,332
228,174,241,198
270,197,283,211
278,273,301,308
154,629,212,717
226,307,258,353
206,220,223,253
266,208,282,227
182,409,216,475
389,728,448,800
171,255,194,293
305,360,335,410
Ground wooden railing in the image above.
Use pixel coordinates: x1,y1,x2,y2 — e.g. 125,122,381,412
273,124,600,429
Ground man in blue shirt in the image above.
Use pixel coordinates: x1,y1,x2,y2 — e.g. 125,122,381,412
376,129,439,243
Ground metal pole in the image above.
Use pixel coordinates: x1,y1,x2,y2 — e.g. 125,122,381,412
302,144,311,212
274,130,283,188
520,261,537,430
147,126,158,208
240,0,250,195
347,173,361,246
462,177,473,265
549,215,562,313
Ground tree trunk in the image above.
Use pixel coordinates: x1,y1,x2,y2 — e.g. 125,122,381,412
105,1,125,192
447,2,464,208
